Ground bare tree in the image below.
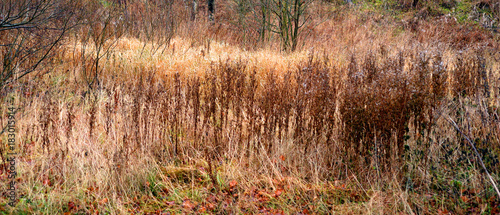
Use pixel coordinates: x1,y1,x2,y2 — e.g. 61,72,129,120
75,0,126,91
267,0,310,52
183,0,198,21
259,0,271,42
229,0,309,51
0,0,73,93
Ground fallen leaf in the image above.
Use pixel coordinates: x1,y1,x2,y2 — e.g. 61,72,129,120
491,206,499,214
99,198,108,205
207,202,215,210
437,209,450,215
68,201,76,210
162,187,169,194
43,179,52,186
272,179,279,185
229,180,238,188
273,189,283,198
182,199,195,210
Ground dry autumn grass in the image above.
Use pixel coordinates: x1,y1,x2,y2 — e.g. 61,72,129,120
1,0,500,214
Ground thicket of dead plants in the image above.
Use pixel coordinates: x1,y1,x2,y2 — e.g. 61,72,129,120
1,0,500,214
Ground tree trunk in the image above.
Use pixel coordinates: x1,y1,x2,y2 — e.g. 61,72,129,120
208,0,214,21
260,0,268,41
412,0,419,8
192,0,198,21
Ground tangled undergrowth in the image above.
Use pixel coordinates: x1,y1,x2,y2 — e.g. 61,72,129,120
1,0,500,214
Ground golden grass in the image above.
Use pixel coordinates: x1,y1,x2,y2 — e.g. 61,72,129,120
63,36,313,79
1,1,500,214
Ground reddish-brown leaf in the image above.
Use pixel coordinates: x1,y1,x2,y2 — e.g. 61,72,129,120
206,202,215,210
182,199,195,210
437,209,450,215
273,189,283,198
491,206,499,214
460,195,469,203
198,206,207,213
161,187,169,194
68,201,76,211
99,198,108,205
302,208,310,214
43,179,52,186
229,180,238,188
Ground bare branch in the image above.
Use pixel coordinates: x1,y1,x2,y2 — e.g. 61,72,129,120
445,115,500,199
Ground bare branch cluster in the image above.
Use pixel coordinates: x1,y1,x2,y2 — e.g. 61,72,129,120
0,0,74,92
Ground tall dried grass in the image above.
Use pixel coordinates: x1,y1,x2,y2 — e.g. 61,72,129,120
1,0,500,214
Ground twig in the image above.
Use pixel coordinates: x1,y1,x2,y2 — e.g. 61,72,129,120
444,115,500,199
